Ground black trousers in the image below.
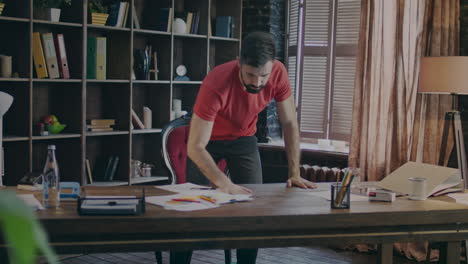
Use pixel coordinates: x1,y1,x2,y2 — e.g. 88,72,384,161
176,136,262,264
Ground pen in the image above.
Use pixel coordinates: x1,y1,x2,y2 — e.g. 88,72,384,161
199,195,216,204
171,199,201,203
190,187,215,190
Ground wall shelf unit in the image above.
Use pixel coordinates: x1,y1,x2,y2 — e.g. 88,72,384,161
0,0,242,186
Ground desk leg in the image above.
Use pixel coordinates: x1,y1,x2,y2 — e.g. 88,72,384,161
377,243,393,264
439,241,461,264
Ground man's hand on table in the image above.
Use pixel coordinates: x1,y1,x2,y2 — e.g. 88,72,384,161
287,176,317,189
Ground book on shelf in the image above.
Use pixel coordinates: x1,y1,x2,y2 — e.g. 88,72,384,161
155,7,172,32
40,32,60,79
186,12,193,34
86,159,93,184
106,1,120,26
87,37,97,79
88,119,116,126
131,109,145,129
215,16,233,38
116,2,129,27
54,33,70,79
32,32,48,78
96,37,107,80
122,2,130,27
133,3,140,29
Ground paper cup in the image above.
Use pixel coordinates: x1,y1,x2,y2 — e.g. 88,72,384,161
408,177,427,200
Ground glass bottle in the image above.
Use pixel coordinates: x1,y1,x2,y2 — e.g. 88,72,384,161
43,145,60,208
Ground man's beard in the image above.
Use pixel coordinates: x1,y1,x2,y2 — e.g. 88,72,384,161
241,72,265,94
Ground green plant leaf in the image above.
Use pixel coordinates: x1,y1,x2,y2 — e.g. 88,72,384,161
0,191,58,264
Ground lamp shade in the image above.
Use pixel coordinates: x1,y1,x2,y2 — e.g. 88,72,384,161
419,56,468,94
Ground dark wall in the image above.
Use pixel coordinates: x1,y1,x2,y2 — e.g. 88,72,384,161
243,0,287,142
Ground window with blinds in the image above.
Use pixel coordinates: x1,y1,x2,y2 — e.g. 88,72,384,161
287,0,360,141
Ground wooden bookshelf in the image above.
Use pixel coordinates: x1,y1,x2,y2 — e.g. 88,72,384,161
0,0,242,186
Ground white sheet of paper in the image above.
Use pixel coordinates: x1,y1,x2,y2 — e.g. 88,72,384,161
17,194,44,210
155,183,253,204
448,193,468,205
146,194,219,211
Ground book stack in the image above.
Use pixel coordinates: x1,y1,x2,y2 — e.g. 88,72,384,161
87,119,115,132
106,1,131,27
32,32,70,79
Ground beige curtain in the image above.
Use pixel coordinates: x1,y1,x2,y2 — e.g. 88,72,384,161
349,0,460,261
410,0,460,166
349,0,426,181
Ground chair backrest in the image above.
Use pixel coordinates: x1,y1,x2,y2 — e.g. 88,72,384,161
161,114,227,185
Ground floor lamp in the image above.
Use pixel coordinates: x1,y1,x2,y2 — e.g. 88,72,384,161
0,91,13,187
420,57,468,262
419,57,468,189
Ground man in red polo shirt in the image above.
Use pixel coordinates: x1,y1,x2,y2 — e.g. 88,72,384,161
181,32,316,264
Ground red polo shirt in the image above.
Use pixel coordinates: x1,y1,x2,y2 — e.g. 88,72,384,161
193,60,291,140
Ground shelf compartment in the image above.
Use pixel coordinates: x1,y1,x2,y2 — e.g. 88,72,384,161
172,83,200,115
87,24,131,32
3,136,29,142
86,131,129,137
33,2,83,24
211,0,241,39
133,83,171,129
132,128,162,134
32,137,82,182
132,132,166,179
173,37,208,81
3,141,29,185
33,82,82,136
133,32,171,81
32,26,83,79
33,79,82,83
137,0,172,32
133,28,171,36
32,20,82,28
0,20,30,78
0,16,30,23
86,135,130,183
132,80,171,84
1,0,30,19
87,29,131,80
86,83,130,131
32,133,81,140
174,0,209,36
210,36,241,42
1,84,29,138
209,39,240,69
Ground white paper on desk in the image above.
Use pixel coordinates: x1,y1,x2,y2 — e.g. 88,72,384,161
155,182,253,204
146,194,220,211
305,190,369,202
448,193,468,205
156,182,211,193
17,194,44,210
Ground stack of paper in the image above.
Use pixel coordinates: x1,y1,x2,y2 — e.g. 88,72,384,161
148,183,253,211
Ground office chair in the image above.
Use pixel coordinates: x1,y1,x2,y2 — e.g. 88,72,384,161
158,113,232,264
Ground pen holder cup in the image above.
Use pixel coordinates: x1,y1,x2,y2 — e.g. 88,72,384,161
331,183,351,209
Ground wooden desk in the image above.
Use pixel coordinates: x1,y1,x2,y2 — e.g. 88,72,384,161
4,184,468,264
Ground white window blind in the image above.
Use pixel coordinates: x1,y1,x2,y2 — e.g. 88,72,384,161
287,0,360,141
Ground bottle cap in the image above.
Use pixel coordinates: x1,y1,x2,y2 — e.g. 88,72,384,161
47,145,56,150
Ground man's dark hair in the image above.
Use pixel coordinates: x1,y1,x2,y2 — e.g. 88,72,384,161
240,32,276,67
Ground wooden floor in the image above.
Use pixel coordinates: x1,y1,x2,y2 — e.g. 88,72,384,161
55,246,419,264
